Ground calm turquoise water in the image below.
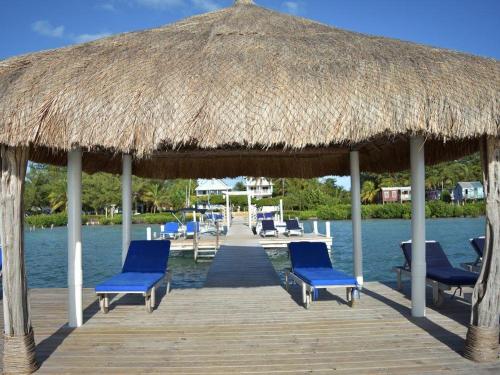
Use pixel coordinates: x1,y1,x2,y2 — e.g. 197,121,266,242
23,218,484,289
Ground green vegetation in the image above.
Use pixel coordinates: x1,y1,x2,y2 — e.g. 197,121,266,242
24,154,484,227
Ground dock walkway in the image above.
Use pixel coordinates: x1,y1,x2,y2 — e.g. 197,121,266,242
0,223,498,373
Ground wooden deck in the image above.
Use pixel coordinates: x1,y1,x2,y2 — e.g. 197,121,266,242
1,223,498,373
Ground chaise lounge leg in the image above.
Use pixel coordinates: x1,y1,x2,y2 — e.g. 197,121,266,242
99,294,109,314
151,287,156,308
301,282,307,307
396,269,402,291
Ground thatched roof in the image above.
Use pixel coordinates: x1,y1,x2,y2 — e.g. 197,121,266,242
0,0,498,178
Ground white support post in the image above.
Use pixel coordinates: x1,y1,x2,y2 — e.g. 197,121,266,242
410,136,426,317
225,193,231,229
350,150,364,287
192,210,196,223
122,154,132,265
313,221,318,234
146,227,152,241
325,221,331,238
68,148,83,328
247,192,252,227
279,199,284,222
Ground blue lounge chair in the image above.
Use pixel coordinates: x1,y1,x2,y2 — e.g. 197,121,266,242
95,240,171,313
161,222,180,239
185,221,199,238
395,240,478,305
285,219,303,237
462,236,484,272
285,242,359,308
264,212,274,220
256,213,265,221
260,220,278,237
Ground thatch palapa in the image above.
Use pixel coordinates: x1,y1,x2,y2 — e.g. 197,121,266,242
0,0,498,178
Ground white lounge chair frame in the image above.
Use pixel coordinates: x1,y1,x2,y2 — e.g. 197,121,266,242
285,268,358,309
96,270,172,314
393,266,466,306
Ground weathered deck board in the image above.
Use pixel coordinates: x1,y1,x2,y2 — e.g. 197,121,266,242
0,282,498,374
0,221,498,373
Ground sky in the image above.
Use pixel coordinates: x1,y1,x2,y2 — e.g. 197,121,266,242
1,0,499,189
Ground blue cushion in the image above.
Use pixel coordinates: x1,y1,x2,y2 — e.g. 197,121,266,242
262,220,276,231
95,272,165,293
286,220,301,230
186,221,199,233
470,237,485,257
294,267,357,287
122,240,170,273
163,222,179,234
401,241,452,268
289,242,333,270
400,241,477,286
427,267,477,286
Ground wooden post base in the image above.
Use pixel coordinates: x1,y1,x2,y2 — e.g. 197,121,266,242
3,329,39,374
464,325,499,363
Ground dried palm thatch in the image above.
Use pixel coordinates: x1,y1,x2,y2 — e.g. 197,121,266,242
0,0,498,178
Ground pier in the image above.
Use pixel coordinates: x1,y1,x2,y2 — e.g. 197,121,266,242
158,218,333,262
0,231,498,374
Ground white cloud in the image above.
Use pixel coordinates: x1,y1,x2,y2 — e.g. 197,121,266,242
283,1,299,15
72,32,111,43
135,0,185,9
32,20,65,38
97,3,117,12
191,0,222,12
32,20,110,44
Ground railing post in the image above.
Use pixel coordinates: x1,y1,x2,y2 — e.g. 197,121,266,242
350,150,364,287
410,136,426,317
122,154,132,265
68,148,83,328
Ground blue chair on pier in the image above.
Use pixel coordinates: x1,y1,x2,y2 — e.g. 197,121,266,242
95,240,172,313
264,212,274,220
285,242,359,309
256,213,265,221
185,221,199,238
260,220,278,237
285,219,303,237
395,240,478,305
161,222,180,240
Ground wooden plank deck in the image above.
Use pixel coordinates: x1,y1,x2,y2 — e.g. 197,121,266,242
1,222,498,373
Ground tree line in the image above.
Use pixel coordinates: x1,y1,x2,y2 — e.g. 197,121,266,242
24,154,482,215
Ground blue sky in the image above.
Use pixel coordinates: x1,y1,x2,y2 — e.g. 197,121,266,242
1,0,499,189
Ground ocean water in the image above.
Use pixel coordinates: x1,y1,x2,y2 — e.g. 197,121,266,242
23,218,485,289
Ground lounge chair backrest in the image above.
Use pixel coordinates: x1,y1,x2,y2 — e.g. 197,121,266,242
186,221,199,233
165,222,179,233
288,242,333,270
470,236,485,257
262,220,276,231
264,212,273,219
286,219,300,230
257,213,264,220
122,240,171,273
400,241,452,269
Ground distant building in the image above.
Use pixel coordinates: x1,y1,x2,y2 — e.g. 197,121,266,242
379,186,411,204
453,181,484,203
245,177,273,199
426,189,442,201
195,179,231,196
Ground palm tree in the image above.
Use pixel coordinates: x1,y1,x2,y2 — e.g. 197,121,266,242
48,180,67,212
142,184,168,213
361,181,379,204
